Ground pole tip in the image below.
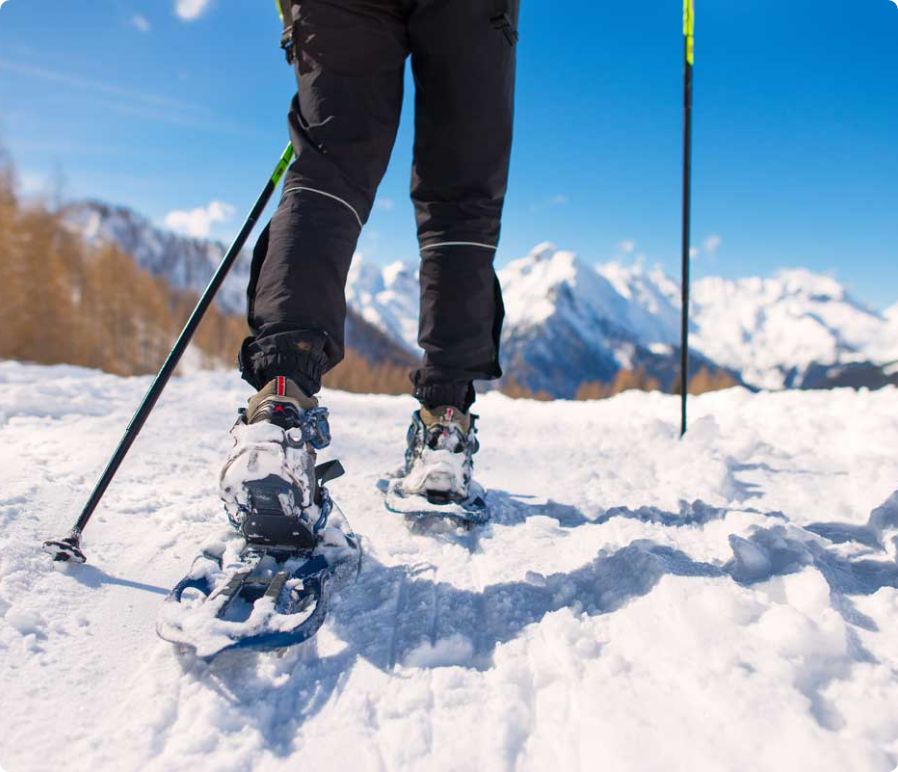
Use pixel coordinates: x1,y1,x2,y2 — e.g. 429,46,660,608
42,533,86,564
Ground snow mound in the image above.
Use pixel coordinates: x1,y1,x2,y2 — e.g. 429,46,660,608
2,361,898,771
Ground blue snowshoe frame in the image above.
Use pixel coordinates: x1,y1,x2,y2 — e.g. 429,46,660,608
165,549,334,658
159,460,361,660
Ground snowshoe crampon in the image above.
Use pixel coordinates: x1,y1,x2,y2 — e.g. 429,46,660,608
382,477,490,528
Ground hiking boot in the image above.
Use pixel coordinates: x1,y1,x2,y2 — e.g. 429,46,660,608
400,405,479,503
220,376,331,548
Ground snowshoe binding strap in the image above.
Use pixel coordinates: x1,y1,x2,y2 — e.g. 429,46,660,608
277,406,331,449
239,474,322,549
239,461,344,548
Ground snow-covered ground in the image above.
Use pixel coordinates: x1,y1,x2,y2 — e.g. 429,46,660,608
2,360,898,772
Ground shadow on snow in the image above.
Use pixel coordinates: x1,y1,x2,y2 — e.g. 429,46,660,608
68,564,169,596
192,487,898,754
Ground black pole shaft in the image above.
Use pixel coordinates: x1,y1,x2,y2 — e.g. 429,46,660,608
67,143,294,538
680,1,694,438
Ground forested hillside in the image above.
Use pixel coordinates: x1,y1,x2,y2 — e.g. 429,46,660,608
0,160,415,393
0,162,243,376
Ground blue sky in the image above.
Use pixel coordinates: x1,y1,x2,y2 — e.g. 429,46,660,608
1,0,896,307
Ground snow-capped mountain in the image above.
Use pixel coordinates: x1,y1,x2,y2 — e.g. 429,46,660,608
64,200,415,368
496,244,716,396
501,244,638,340
346,258,421,354
345,243,726,397
691,270,890,390
869,301,898,364
64,199,898,395
596,259,682,347
344,244,898,396
64,200,251,315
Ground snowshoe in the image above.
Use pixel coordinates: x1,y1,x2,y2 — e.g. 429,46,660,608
383,479,489,528
157,462,361,660
383,406,490,527
158,377,361,659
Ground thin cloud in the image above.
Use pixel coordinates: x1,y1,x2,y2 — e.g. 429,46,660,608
375,197,395,211
529,193,570,212
0,58,258,137
130,15,151,32
0,58,194,112
175,0,214,21
703,234,722,255
687,234,722,261
164,201,235,238
10,138,128,156
617,239,636,254
97,97,235,134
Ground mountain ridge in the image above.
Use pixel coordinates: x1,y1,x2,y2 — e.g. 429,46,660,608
64,200,898,396
64,200,415,369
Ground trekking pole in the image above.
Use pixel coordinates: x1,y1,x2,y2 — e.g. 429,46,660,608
679,0,695,437
42,142,295,564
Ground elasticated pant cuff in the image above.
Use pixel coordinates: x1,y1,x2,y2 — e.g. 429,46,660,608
413,381,476,413
239,331,330,396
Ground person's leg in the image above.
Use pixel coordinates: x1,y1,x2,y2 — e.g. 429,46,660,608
240,0,409,396
225,0,409,544
407,0,519,412
387,0,518,507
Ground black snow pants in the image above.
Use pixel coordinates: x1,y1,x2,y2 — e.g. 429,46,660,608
239,0,519,412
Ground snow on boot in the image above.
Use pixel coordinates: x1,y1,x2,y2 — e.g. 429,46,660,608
402,406,477,499
383,406,489,525
157,377,361,660
220,376,331,549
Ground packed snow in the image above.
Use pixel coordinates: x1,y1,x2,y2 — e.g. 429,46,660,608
2,361,898,771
